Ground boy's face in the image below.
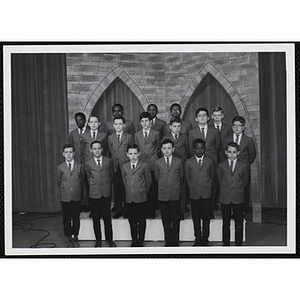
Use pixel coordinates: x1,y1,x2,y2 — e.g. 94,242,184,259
193,142,205,158
90,142,103,158
112,106,123,118
113,119,125,133
211,111,224,124
225,146,239,161
63,147,75,162
196,110,209,125
170,105,181,118
140,117,151,130
232,121,245,134
126,148,140,163
75,115,86,129
147,105,157,119
169,122,181,135
161,143,175,157
88,117,100,131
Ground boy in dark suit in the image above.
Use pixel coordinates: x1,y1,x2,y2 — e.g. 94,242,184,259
153,139,184,246
162,103,192,136
217,142,249,246
185,139,216,246
222,116,256,213
107,116,134,218
56,144,85,247
121,144,152,247
85,141,116,247
82,115,108,162
134,112,161,219
69,112,89,210
102,103,135,135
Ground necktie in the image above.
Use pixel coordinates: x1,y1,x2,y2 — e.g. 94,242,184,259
230,160,234,172
80,129,83,135
216,125,220,132
175,134,178,140
235,134,239,144
199,159,202,165
93,132,96,139
167,157,170,166
68,163,72,171
117,134,120,142
144,131,148,138
201,127,205,139
132,164,135,171
97,159,101,167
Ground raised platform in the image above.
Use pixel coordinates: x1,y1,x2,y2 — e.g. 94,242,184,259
78,212,246,242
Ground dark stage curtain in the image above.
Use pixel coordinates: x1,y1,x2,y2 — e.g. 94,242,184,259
259,52,287,208
12,54,69,212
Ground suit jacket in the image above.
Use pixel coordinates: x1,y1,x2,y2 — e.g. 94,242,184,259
222,134,256,165
217,159,249,204
56,161,85,202
209,123,233,162
82,130,108,162
188,126,221,164
137,117,166,136
121,160,152,203
153,156,184,201
101,119,135,135
185,155,216,200
134,129,161,170
162,133,188,162
108,132,134,172
85,156,114,199
162,120,192,136
69,128,85,164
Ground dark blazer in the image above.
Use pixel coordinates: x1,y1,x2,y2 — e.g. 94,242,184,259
85,156,114,199
162,133,188,162
188,126,221,164
134,129,161,170
162,120,192,137
82,130,108,161
185,155,216,200
108,132,134,172
217,159,249,204
222,134,256,165
153,156,184,201
102,120,135,136
56,161,85,202
69,128,86,164
121,160,152,203
137,117,166,136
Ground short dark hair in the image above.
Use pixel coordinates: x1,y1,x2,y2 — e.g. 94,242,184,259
88,115,100,122
232,116,245,126
161,138,174,147
169,117,182,125
195,107,209,117
90,140,103,149
140,112,152,121
193,138,205,148
211,106,224,114
75,112,86,120
113,116,126,124
112,103,124,111
126,143,140,153
170,103,181,111
225,142,240,151
63,144,75,152
147,104,158,111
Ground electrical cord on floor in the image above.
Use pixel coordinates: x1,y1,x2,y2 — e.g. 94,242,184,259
13,214,63,248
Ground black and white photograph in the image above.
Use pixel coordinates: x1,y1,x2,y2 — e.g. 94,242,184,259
3,43,295,256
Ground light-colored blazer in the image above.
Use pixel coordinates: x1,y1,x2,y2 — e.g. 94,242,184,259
56,161,85,202
121,161,152,203
85,156,114,199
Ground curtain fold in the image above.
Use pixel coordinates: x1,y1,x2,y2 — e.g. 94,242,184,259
259,52,287,208
12,54,69,212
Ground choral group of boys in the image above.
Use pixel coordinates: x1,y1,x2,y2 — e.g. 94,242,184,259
56,103,256,248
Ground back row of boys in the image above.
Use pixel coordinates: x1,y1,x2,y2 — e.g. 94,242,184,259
58,103,256,248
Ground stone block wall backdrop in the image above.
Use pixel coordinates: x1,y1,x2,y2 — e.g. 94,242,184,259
66,52,261,220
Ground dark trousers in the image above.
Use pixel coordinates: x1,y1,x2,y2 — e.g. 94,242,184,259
191,197,211,244
159,200,181,245
221,202,244,245
113,165,125,214
61,200,81,238
90,197,113,242
126,201,148,244
147,171,159,215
